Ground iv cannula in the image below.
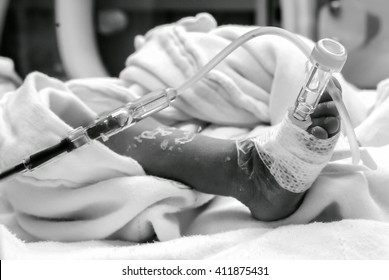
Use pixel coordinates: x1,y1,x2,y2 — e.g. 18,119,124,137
0,26,361,182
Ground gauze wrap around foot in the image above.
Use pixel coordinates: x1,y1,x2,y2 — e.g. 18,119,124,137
237,108,339,193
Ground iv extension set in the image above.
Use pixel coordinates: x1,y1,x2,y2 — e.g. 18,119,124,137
0,26,360,181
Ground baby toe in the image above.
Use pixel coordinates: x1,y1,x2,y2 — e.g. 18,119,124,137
311,101,339,118
309,116,340,138
307,126,328,139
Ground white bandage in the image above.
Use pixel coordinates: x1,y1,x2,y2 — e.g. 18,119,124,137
236,108,339,193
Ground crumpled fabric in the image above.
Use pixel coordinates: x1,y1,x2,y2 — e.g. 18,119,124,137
0,72,212,242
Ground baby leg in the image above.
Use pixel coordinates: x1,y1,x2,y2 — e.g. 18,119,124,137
105,80,341,221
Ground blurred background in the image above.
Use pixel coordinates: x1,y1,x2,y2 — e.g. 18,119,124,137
0,0,388,88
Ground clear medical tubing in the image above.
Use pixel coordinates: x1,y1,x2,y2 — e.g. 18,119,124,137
175,26,360,165
327,78,360,165
176,27,311,93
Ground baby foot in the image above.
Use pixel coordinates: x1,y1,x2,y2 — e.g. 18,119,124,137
308,78,342,139
233,78,342,221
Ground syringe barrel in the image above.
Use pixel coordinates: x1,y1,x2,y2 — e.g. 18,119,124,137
84,88,177,141
293,38,347,121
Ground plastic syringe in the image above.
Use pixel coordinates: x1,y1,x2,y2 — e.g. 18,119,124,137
0,88,177,181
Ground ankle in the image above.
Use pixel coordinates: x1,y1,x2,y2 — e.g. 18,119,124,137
231,110,339,221
231,141,305,221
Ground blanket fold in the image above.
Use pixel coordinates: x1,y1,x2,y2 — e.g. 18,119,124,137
118,13,370,127
0,71,212,243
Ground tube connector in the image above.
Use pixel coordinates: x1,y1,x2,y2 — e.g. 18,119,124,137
310,38,347,72
293,38,347,121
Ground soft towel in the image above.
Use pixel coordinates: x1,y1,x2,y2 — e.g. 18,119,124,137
2,219,389,259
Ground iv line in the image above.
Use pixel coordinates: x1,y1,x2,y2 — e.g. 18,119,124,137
0,26,361,181
327,78,360,165
176,27,311,94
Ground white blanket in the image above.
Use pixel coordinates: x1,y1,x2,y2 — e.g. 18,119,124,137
2,219,389,259
1,13,389,259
